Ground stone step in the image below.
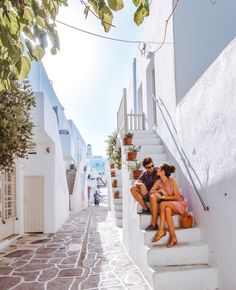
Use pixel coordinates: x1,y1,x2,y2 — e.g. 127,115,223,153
111,187,122,192
115,217,122,227
142,227,201,246
131,129,156,135
152,264,218,290
137,153,167,161
147,241,208,266
114,211,123,218
114,204,123,211
133,138,161,145
113,198,122,205
124,144,165,154
140,214,182,229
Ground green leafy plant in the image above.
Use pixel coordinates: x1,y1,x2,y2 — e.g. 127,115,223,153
123,131,133,139
127,161,142,171
105,130,118,163
127,145,141,153
0,0,149,90
0,75,36,171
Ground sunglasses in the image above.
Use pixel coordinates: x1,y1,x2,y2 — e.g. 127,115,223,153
146,164,154,169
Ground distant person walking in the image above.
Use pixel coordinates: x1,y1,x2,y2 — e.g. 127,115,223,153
94,190,100,206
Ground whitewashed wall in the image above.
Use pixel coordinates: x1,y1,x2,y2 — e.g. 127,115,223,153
24,93,69,233
173,0,236,101
176,38,236,290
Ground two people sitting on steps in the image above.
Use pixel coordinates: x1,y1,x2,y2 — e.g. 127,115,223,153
130,158,188,248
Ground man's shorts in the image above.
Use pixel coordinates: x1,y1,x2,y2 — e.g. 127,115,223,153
142,193,150,202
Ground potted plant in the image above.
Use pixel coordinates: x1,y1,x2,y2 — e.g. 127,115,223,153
127,145,141,161
110,163,115,169
128,162,143,179
114,190,120,199
111,170,116,177
112,179,118,188
123,132,133,145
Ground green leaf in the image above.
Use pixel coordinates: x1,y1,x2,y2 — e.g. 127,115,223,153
50,47,57,55
23,7,34,22
132,0,141,7
88,0,98,14
98,5,113,32
134,1,149,26
108,0,124,11
36,15,46,28
31,45,45,61
16,56,31,80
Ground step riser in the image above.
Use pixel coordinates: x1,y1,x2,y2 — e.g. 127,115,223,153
115,218,122,227
143,228,201,246
114,205,123,211
133,139,161,145
153,268,218,290
113,198,122,205
115,212,123,218
148,244,209,266
140,214,182,229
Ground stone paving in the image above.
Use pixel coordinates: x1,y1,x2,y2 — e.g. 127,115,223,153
0,206,152,290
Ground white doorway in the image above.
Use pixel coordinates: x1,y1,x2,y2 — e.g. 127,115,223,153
24,176,44,233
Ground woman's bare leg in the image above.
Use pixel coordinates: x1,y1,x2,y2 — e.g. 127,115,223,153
152,202,168,241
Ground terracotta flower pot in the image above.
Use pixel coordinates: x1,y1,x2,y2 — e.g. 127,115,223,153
112,181,117,188
127,152,137,161
111,171,116,177
133,170,143,179
114,192,120,199
123,137,132,145
110,163,115,169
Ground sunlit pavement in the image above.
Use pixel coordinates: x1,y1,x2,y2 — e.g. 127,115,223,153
0,203,151,289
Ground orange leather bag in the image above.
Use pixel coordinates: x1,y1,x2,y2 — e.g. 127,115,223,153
182,212,193,228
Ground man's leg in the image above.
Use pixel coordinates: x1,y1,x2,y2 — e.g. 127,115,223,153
130,185,148,210
150,194,158,226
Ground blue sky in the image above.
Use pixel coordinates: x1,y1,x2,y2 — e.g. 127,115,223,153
43,0,145,156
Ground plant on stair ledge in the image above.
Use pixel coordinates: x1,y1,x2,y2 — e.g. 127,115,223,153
112,179,118,188
113,190,120,199
110,163,115,169
128,162,143,179
123,131,133,145
127,145,141,161
111,170,116,177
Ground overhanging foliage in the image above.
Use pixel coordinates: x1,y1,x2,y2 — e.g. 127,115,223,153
0,76,36,171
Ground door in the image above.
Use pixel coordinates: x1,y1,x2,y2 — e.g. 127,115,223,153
24,176,44,233
0,170,17,240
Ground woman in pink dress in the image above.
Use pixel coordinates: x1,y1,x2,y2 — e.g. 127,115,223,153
151,163,187,247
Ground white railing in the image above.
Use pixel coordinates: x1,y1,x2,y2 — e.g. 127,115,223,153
117,88,146,133
127,113,145,130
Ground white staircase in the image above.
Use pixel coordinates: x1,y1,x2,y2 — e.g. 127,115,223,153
122,130,218,290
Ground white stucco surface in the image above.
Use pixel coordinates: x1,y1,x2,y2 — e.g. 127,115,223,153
176,38,236,290
174,0,236,101
24,93,69,233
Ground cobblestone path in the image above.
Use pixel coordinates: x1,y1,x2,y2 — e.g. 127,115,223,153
0,206,151,290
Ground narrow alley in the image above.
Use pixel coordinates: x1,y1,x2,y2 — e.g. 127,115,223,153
0,203,151,290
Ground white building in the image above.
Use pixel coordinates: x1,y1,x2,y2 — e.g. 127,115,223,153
116,1,236,289
0,61,87,246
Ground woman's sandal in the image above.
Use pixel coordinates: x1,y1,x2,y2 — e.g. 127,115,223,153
152,231,166,243
166,239,177,248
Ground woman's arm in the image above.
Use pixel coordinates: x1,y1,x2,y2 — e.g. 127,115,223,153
158,179,180,201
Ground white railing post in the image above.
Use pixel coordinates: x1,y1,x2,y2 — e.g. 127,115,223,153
142,113,146,130
123,88,128,132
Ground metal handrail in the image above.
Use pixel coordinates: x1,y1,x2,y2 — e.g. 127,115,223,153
153,95,209,211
